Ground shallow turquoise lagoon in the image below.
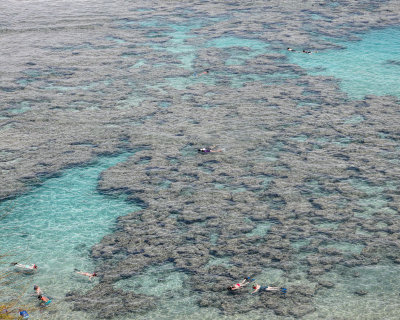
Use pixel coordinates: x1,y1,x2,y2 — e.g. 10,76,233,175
0,152,140,315
142,22,205,69
207,36,269,66
287,28,400,99
207,36,268,53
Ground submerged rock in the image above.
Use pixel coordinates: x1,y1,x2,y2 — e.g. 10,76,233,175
354,290,368,296
317,280,335,288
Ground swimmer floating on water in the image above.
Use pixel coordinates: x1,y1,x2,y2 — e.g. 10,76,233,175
193,69,209,77
227,277,255,291
75,270,98,280
251,283,287,294
198,145,222,153
11,262,37,271
33,285,42,296
38,295,52,306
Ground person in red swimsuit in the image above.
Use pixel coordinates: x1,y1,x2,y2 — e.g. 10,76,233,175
38,295,52,306
227,277,254,291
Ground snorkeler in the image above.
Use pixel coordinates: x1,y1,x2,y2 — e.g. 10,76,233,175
251,283,287,294
193,69,210,76
38,295,52,306
302,50,312,54
75,271,98,280
227,277,255,291
11,263,37,271
33,285,42,296
287,47,296,51
198,145,222,153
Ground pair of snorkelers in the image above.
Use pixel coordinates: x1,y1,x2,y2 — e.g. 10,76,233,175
30,270,96,307
287,47,315,54
13,263,97,280
228,277,287,294
33,285,52,306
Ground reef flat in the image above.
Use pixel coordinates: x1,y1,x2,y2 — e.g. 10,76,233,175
1,0,400,319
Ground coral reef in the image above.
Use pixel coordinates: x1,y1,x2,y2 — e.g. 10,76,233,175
1,0,400,318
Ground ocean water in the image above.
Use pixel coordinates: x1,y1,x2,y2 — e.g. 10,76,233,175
287,28,400,99
1,1,400,319
0,153,140,319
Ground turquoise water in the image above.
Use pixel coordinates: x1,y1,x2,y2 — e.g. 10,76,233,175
287,28,400,99
246,222,272,237
207,36,267,52
141,22,204,70
207,36,269,66
114,263,188,296
0,153,140,318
